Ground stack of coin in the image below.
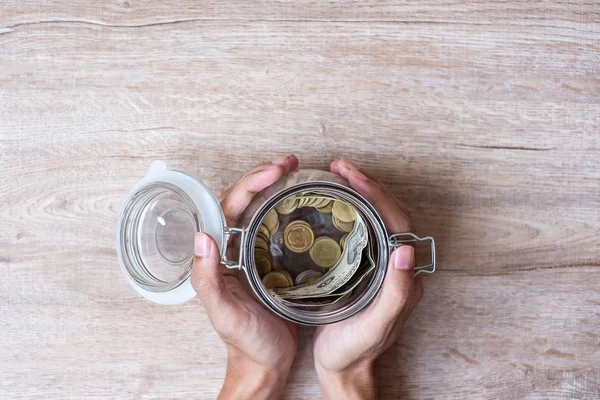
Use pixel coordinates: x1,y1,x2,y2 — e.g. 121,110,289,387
255,247,272,277
275,197,298,215
255,224,270,251
262,271,294,289
309,236,342,269
283,220,314,253
255,222,275,277
294,270,323,285
332,200,355,233
263,209,280,236
297,197,332,210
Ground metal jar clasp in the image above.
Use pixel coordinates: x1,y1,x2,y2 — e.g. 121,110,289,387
222,227,246,270
388,233,436,276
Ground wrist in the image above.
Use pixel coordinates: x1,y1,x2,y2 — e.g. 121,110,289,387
219,350,291,400
316,360,377,400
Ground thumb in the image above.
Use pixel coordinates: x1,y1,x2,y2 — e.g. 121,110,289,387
190,232,229,314
372,245,415,322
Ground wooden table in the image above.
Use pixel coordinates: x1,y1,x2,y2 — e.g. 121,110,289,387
1,1,599,398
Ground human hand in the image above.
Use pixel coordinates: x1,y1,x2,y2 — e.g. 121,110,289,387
191,155,299,400
313,158,424,400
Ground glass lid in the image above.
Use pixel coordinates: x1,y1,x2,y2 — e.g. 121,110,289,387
116,161,226,305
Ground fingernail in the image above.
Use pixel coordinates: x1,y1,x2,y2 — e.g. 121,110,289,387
194,233,211,258
393,246,414,270
272,156,287,165
342,159,359,170
351,169,369,181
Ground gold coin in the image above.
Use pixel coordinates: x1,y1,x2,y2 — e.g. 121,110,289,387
279,270,294,287
297,197,310,208
254,248,272,263
313,199,331,208
257,230,270,245
263,209,279,233
255,235,270,251
332,215,354,233
254,247,272,258
269,219,280,236
275,197,298,215
332,200,356,223
254,249,273,277
295,270,323,285
262,272,292,289
339,233,349,249
309,236,342,268
258,224,271,238
283,220,314,253
316,201,333,214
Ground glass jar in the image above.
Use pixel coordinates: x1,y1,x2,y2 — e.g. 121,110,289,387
116,161,436,325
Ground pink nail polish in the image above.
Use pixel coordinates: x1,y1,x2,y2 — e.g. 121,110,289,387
194,233,211,258
352,169,369,181
392,246,414,270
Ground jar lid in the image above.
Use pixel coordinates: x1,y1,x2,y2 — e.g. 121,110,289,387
116,161,226,304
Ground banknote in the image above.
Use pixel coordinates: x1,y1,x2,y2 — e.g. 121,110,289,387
273,211,368,298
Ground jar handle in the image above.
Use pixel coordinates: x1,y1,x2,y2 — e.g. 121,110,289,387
388,233,436,276
221,227,246,270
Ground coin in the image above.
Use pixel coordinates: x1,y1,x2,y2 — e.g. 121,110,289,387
255,235,270,251
254,250,272,277
332,215,355,233
270,218,280,236
262,271,292,289
258,224,271,238
279,270,295,287
311,198,330,209
254,247,272,262
263,209,279,234
332,200,356,223
257,230,270,245
284,220,314,253
309,236,342,268
297,197,310,208
275,197,298,215
295,270,323,285
339,233,349,249
316,201,333,214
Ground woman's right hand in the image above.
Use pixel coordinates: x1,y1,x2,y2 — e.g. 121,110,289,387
312,158,424,400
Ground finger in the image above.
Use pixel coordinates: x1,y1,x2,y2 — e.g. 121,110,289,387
346,169,412,232
330,159,411,217
370,246,416,323
219,155,298,201
330,158,381,182
220,165,284,224
190,233,239,316
246,154,299,176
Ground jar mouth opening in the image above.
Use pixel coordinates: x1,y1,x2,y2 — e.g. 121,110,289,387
244,182,388,325
118,182,202,292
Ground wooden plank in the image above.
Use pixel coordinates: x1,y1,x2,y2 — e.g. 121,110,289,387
1,1,599,398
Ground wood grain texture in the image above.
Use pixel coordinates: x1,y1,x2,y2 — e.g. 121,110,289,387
1,1,599,399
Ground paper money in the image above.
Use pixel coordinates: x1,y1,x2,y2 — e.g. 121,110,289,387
277,244,376,308
273,211,368,298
